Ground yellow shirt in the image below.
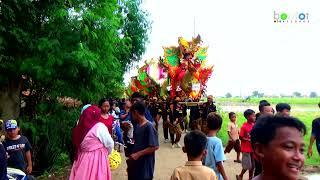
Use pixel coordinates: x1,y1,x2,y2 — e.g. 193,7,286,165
171,161,217,180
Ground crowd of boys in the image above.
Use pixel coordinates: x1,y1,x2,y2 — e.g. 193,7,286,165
171,100,311,180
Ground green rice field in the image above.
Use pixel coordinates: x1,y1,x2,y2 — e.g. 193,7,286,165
215,98,320,166
217,97,320,105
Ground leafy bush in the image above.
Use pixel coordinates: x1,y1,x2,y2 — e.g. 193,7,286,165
19,102,79,174
1,0,151,175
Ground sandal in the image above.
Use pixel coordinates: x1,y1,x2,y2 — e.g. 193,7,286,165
234,160,242,163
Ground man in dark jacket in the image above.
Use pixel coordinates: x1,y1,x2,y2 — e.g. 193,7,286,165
202,95,217,118
200,95,217,133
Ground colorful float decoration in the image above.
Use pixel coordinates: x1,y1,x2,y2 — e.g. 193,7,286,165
126,63,160,97
126,35,213,100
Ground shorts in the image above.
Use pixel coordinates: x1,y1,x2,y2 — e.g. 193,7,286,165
225,139,241,153
242,153,254,170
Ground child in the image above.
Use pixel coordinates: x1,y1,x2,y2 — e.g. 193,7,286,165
257,102,273,118
161,102,170,143
120,100,134,144
3,120,32,174
251,116,306,180
110,101,125,145
171,131,217,180
70,105,114,180
236,109,256,180
224,112,241,163
204,112,228,180
168,101,182,148
255,101,273,176
275,103,291,117
127,101,159,180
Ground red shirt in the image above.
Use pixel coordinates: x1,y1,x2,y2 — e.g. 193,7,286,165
100,115,113,134
239,122,254,153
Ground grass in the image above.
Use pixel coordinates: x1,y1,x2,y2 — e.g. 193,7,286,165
217,97,320,105
216,111,320,166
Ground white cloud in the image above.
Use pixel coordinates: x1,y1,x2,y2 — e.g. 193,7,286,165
126,0,320,96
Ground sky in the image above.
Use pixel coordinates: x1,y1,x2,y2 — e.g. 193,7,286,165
125,0,320,97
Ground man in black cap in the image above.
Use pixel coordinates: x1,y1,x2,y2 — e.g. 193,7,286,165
200,95,217,133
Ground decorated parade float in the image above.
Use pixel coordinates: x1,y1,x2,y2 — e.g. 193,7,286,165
126,35,213,102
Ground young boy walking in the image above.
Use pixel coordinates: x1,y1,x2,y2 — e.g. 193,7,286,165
236,109,256,180
224,112,241,163
171,131,216,180
168,101,182,148
127,101,159,180
204,113,228,180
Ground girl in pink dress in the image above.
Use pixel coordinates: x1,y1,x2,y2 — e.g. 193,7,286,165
70,105,114,180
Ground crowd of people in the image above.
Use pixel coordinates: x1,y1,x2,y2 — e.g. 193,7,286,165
171,100,312,180
0,93,320,180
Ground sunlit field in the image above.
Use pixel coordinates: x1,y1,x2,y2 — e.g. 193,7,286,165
215,98,320,166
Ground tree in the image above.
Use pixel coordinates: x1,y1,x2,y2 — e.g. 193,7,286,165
117,0,151,70
0,0,150,118
252,90,264,98
293,92,302,97
0,0,150,171
225,92,232,98
310,92,317,98
252,91,258,97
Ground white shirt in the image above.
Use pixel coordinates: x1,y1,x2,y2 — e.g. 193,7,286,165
96,122,114,155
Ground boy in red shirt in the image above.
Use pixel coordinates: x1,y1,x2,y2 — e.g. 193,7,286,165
236,109,256,180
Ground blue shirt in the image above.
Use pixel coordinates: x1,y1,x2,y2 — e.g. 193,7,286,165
204,136,226,180
3,135,32,172
120,110,130,122
145,109,154,123
128,122,159,179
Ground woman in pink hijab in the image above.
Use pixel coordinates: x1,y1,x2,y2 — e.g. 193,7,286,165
70,105,114,180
